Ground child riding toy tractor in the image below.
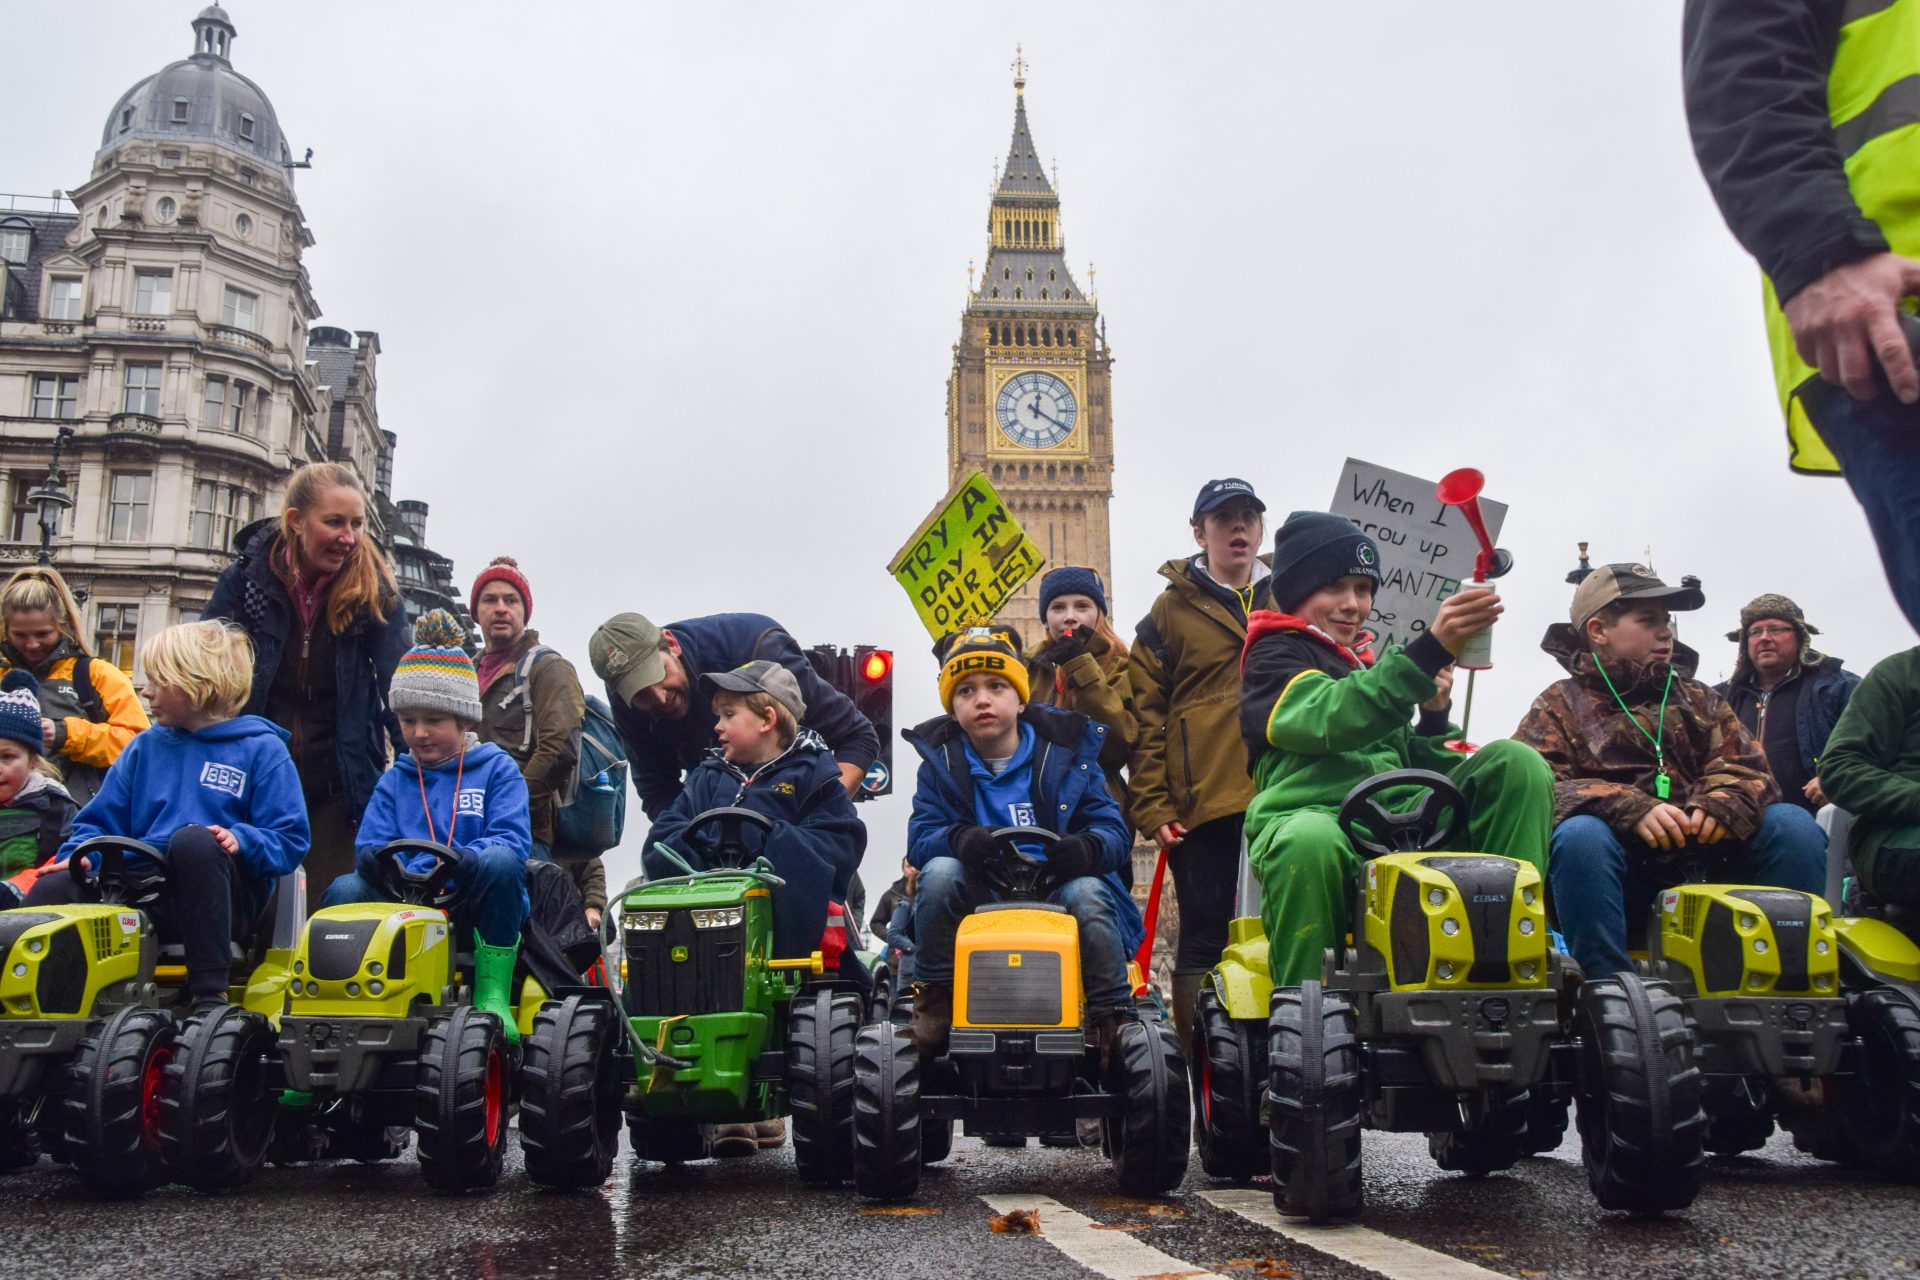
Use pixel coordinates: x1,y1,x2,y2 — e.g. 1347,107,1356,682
849,826,1189,1202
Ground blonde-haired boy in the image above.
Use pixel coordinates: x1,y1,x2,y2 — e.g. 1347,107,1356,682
26,620,309,1004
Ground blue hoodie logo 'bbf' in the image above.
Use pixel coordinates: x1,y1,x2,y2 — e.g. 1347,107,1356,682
456,788,487,816
199,762,247,798
1006,801,1036,827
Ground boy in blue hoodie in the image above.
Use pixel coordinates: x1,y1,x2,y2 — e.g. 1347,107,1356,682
904,630,1140,1060
27,621,309,1003
320,611,531,1039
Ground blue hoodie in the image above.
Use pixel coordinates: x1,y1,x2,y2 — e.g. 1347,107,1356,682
355,737,531,881
57,714,310,896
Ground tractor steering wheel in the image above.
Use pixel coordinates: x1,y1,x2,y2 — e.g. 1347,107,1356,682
67,835,169,907
983,826,1063,902
1336,769,1466,858
371,839,465,908
680,807,776,869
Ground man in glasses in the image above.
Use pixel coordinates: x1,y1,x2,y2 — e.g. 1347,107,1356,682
1714,595,1860,813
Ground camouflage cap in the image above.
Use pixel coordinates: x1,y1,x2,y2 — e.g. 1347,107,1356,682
1726,593,1821,643
1570,563,1705,630
589,612,665,707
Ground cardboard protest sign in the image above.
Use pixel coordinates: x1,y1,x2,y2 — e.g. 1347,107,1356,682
889,469,1046,641
1328,458,1508,650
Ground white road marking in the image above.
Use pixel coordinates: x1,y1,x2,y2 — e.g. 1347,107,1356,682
980,1195,1227,1280
1199,1189,1514,1280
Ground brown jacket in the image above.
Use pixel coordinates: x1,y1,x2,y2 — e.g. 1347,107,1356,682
1127,557,1273,837
1029,628,1138,830
1512,626,1778,840
476,629,585,848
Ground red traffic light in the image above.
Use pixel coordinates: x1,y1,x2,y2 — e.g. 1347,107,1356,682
861,650,893,683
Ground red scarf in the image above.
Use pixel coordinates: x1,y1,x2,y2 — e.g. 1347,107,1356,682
1241,610,1377,672
280,543,337,633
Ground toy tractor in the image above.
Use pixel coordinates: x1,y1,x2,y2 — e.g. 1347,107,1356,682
608,807,865,1181
0,836,299,1196
272,840,618,1192
1194,770,1706,1222
849,827,1190,1202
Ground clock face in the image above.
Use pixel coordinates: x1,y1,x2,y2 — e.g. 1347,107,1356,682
995,371,1078,449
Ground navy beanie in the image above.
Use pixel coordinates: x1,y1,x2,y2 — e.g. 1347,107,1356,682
1039,566,1108,620
0,670,44,756
1269,511,1383,613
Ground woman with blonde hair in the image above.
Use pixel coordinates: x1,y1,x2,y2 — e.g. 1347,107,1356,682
203,462,408,890
0,565,150,804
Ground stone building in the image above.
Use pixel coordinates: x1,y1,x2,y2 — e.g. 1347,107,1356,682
945,57,1116,649
0,5,463,677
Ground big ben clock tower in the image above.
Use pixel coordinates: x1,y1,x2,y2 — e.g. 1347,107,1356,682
946,53,1114,647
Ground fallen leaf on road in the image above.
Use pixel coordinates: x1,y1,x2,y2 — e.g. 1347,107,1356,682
856,1207,942,1216
1519,1271,1548,1278
989,1208,1041,1234
1224,1259,1296,1278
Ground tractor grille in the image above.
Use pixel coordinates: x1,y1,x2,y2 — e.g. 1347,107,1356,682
624,911,744,1018
1731,888,1814,991
91,916,116,958
308,920,379,981
35,924,86,1015
964,949,1062,1026
1421,856,1519,984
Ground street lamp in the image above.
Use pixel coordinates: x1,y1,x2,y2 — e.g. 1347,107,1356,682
25,425,75,567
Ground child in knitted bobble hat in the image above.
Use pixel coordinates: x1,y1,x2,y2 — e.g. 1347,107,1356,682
319,610,532,1040
0,670,77,904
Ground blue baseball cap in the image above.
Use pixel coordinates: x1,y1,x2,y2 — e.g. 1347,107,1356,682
1192,477,1266,519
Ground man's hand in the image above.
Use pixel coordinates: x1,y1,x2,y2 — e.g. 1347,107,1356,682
584,906,602,930
950,824,999,872
1428,588,1503,656
902,862,919,897
207,825,239,855
1634,803,1693,851
1154,822,1186,851
1784,252,1920,404
1422,665,1456,714
837,761,867,797
40,718,55,751
1804,776,1828,808
1688,808,1728,845
1046,833,1100,880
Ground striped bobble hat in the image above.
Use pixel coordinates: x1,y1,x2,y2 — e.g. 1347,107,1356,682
0,669,43,755
390,609,481,721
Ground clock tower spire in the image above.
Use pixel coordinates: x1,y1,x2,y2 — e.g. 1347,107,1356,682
946,54,1115,648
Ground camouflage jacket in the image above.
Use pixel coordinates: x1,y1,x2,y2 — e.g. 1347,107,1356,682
1512,625,1778,839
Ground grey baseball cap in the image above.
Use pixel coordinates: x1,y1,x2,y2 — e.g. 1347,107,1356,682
589,612,665,707
701,659,806,722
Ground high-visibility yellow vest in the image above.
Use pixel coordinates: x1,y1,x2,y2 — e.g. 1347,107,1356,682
1763,0,1920,474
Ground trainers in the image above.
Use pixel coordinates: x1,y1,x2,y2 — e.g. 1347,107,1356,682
711,1123,760,1158
753,1117,787,1148
908,983,953,1057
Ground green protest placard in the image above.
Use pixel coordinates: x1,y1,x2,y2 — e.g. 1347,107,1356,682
889,468,1045,641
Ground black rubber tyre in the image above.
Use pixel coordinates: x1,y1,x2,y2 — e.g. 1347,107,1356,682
520,996,622,1189
1523,1088,1572,1156
1268,982,1364,1223
415,1006,510,1192
1702,1080,1775,1156
1573,975,1706,1214
889,993,914,1028
1429,1089,1527,1175
1192,980,1266,1181
1835,988,1920,1180
921,1117,954,1164
1108,1014,1191,1195
0,1100,39,1172
628,1116,711,1164
787,988,860,1186
159,1005,278,1190
852,1022,921,1200
64,1006,177,1198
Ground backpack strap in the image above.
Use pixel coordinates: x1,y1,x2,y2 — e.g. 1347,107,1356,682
71,655,108,723
512,645,557,755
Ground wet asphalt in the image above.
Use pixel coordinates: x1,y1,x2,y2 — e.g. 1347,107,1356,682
4,1119,1918,1279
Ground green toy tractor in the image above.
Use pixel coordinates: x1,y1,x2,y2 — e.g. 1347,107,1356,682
271,839,621,1192
0,836,298,1196
1193,770,1706,1222
849,827,1190,1202
608,807,866,1180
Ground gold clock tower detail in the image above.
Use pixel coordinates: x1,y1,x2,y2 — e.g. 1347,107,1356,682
946,53,1114,648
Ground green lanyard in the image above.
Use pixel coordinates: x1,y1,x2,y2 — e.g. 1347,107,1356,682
1591,651,1676,800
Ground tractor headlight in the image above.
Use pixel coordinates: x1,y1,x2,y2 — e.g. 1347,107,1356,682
1753,939,1769,954
346,982,362,997
1427,888,1446,907
1519,918,1535,936
1816,940,1830,954
1441,918,1460,936
25,937,42,954
10,963,25,978
1522,887,1537,906
289,979,303,995
1437,961,1455,980
690,907,744,929
368,980,384,996
625,912,669,932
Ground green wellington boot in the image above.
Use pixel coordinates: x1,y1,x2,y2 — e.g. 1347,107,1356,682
472,933,522,1045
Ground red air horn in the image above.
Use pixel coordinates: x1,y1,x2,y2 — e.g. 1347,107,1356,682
1433,467,1513,751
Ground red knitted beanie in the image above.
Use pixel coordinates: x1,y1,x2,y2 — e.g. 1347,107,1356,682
470,555,533,622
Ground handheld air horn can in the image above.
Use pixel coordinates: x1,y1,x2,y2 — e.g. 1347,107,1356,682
1434,468,1511,672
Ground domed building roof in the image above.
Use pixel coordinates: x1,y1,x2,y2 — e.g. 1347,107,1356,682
98,6,292,172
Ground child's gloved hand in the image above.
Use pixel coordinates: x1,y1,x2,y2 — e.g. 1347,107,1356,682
950,824,999,871
1039,626,1092,668
1045,833,1100,880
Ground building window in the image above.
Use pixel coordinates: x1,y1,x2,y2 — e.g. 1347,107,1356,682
106,472,152,543
239,113,255,142
238,170,255,188
161,151,181,168
0,228,28,262
204,377,255,435
46,277,82,321
155,196,176,222
227,381,250,433
189,479,254,550
171,98,190,124
132,269,172,315
221,285,257,331
122,363,162,415
119,107,132,133
93,604,139,672
7,478,35,542
31,375,79,419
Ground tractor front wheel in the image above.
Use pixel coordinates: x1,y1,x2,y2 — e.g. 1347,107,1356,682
1108,1014,1191,1195
520,996,622,1189
64,1006,176,1198
1835,988,1920,1180
160,1005,278,1190
851,1022,921,1200
1268,982,1364,1223
1573,974,1705,1214
416,1006,510,1192
1193,979,1266,1181
787,989,860,1185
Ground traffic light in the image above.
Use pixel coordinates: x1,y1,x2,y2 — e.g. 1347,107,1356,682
853,645,893,798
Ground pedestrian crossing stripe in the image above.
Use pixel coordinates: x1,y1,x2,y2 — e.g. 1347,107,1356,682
1198,1189,1513,1280
978,1196,1226,1280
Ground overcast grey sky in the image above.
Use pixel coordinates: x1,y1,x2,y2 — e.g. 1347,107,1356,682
11,3,1911,898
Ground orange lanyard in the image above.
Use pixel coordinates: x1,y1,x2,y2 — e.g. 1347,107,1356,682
414,740,468,844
